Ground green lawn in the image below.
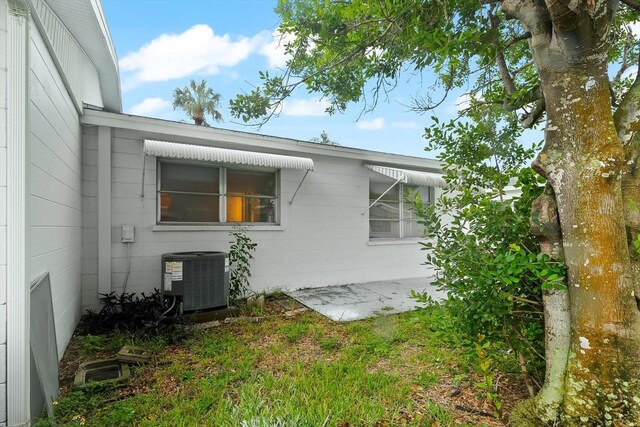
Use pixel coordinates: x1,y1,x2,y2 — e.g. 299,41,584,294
39,303,527,426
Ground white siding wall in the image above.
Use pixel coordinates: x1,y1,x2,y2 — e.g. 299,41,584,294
81,128,433,308
0,0,8,422
28,24,82,356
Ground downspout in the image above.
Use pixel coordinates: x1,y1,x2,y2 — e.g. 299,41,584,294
6,0,30,425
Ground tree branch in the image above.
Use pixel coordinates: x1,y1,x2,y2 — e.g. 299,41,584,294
613,25,635,87
521,97,546,128
505,31,532,48
614,75,640,146
502,0,551,45
489,11,517,96
621,0,640,10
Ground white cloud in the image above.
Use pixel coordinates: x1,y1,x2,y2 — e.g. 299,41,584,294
129,97,171,115
357,118,385,130
119,25,270,85
392,121,420,129
259,30,294,69
452,93,472,112
281,98,330,116
448,92,486,113
622,65,638,81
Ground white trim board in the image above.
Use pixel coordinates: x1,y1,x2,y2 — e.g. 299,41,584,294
6,3,30,425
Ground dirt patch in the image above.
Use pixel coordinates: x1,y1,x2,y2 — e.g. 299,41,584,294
416,373,530,426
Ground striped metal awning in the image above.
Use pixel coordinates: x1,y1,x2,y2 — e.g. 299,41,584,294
365,164,445,187
144,139,314,170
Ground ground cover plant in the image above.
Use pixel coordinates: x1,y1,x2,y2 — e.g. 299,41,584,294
80,290,187,342
41,297,529,427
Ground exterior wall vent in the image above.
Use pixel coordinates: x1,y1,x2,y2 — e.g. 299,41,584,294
161,251,229,311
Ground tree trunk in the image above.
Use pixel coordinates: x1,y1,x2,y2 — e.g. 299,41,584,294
513,188,571,423
505,1,640,424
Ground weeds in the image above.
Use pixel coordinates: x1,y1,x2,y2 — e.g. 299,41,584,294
228,226,258,301
47,304,524,426
475,336,503,418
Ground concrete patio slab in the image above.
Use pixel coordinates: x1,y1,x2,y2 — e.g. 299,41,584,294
286,276,445,322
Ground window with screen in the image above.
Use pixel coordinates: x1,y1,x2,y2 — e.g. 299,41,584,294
369,182,431,239
158,162,278,224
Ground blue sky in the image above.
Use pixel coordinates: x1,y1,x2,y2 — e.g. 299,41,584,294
100,0,500,158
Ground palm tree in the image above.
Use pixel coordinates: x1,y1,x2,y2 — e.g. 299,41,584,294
172,79,223,126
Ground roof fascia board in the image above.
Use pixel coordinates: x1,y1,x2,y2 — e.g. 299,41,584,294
86,0,121,111
88,0,118,70
42,0,121,112
81,110,442,171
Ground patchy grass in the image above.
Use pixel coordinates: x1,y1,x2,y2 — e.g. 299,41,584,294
39,302,528,426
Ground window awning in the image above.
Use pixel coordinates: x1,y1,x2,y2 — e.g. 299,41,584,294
365,164,445,188
144,139,314,171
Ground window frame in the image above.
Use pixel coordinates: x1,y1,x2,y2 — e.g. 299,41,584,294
368,181,433,240
156,159,280,226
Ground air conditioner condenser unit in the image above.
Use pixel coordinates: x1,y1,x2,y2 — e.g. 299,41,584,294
161,251,229,311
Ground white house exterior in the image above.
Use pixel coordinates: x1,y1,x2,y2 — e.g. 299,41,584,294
79,111,444,310
0,0,443,424
0,0,120,424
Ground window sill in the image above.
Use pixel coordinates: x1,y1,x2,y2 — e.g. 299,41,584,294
152,224,285,232
367,239,422,246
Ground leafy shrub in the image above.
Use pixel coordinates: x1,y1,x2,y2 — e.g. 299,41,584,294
228,226,258,301
81,289,188,342
414,109,566,387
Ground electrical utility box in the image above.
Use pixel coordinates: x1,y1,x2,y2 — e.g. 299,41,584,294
161,251,229,311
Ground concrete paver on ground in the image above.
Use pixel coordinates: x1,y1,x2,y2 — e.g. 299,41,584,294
286,276,445,322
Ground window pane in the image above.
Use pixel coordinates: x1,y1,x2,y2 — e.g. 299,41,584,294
161,163,219,193
160,193,219,222
227,170,276,196
403,206,419,221
370,201,400,220
403,220,424,238
369,182,399,201
370,220,400,239
227,196,276,223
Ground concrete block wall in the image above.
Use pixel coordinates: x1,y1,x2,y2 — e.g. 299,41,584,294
81,127,434,309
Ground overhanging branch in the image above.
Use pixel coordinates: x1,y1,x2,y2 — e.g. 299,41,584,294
614,77,640,145
521,97,546,128
621,0,640,10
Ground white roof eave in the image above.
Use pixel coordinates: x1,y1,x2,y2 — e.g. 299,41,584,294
43,0,122,112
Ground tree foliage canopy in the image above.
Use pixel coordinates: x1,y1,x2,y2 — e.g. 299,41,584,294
231,0,639,127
